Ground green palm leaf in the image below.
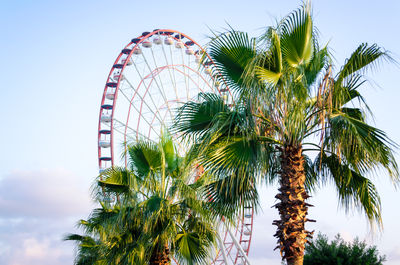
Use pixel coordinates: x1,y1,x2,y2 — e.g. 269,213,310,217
173,93,226,140
280,4,314,67
304,45,329,87
97,167,134,194
336,43,391,84
327,111,398,180
316,152,382,224
207,30,257,93
254,27,283,85
127,140,162,177
175,230,211,265
202,172,258,220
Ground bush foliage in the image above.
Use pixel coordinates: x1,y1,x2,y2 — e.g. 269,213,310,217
304,233,386,265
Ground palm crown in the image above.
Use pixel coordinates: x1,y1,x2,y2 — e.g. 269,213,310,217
66,133,216,265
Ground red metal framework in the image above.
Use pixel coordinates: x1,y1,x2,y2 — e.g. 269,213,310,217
97,29,253,264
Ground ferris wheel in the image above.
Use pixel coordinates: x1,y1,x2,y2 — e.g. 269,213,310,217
97,29,254,265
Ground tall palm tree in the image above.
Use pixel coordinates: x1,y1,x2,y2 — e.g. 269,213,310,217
66,133,216,265
174,3,399,265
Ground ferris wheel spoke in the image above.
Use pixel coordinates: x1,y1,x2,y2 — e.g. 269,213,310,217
119,79,160,126
170,66,213,93
160,105,184,151
225,217,252,265
113,118,158,142
160,39,180,100
130,59,166,119
161,37,195,122
140,49,175,122
117,82,163,139
123,76,164,126
149,46,171,106
177,43,190,101
169,45,179,98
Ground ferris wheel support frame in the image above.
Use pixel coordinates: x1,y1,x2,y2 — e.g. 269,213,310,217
224,219,252,265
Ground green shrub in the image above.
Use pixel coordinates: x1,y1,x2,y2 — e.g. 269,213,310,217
304,233,386,265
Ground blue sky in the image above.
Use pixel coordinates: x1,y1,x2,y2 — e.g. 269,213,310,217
1,0,400,264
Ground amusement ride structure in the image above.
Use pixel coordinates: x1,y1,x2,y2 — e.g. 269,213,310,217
97,29,254,265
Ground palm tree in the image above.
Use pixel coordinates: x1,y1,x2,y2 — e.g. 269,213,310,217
66,133,216,265
174,3,399,265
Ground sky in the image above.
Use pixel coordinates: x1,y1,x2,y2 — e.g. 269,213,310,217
0,0,400,264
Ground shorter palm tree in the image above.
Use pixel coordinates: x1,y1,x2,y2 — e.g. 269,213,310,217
66,133,216,265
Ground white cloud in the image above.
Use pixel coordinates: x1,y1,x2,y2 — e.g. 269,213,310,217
3,235,72,265
0,218,76,265
0,169,92,218
251,257,283,265
23,238,49,258
389,246,400,258
0,169,94,265
248,187,286,263
386,246,400,265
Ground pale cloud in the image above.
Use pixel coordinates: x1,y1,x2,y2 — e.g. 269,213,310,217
3,235,71,265
0,169,94,265
386,246,400,265
252,257,284,265
249,190,283,263
24,238,48,258
389,246,400,258
0,218,75,265
0,169,92,218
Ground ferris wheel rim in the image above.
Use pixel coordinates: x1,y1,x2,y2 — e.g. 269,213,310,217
97,29,253,265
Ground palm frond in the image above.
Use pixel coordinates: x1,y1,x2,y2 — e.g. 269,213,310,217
202,172,259,220
316,152,382,226
127,140,162,177
280,4,314,67
326,111,399,181
206,30,257,93
304,154,318,192
254,28,283,85
304,45,329,88
336,43,391,84
174,229,214,265
96,167,134,194
173,92,226,141
200,136,261,172
160,130,179,171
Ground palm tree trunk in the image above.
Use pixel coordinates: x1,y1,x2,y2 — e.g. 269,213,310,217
149,243,171,265
273,145,314,265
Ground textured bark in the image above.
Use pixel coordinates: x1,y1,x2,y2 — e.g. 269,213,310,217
149,244,171,265
287,255,304,265
273,145,315,265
